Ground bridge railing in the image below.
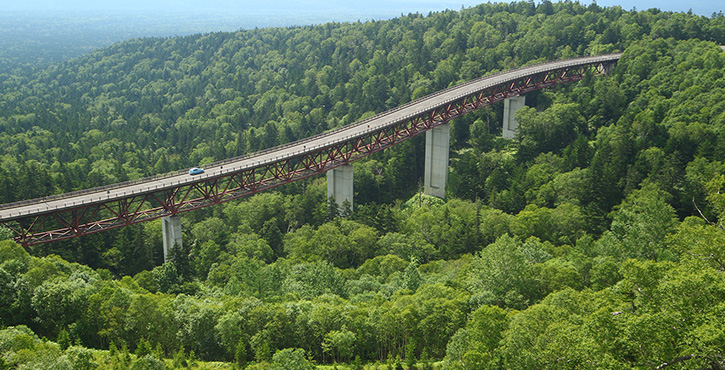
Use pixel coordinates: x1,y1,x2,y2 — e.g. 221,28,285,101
0,54,621,214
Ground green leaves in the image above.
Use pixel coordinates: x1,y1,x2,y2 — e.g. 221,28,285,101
270,348,314,370
323,326,356,363
707,173,725,229
1,3,725,369
516,103,587,163
468,235,542,309
447,304,508,369
595,183,678,261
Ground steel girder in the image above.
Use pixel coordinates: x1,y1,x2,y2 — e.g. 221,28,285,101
1,58,617,247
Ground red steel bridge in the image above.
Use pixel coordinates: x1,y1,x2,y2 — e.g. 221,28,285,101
0,53,621,247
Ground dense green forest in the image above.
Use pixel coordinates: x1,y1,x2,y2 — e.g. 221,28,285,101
1,1,725,369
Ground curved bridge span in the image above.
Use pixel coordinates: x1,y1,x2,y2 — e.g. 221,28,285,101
0,53,621,247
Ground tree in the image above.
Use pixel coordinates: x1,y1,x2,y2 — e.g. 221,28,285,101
516,103,586,163
706,174,725,229
270,348,314,370
57,328,71,350
282,261,347,299
443,305,508,370
191,217,229,245
124,294,178,356
31,276,93,338
323,326,356,363
168,242,193,282
403,198,482,259
403,261,422,292
594,183,678,260
0,227,11,241
192,241,223,279
468,235,540,309
130,354,166,370
235,339,247,368
173,294,225,360
668,217,725,270
226,232,272,264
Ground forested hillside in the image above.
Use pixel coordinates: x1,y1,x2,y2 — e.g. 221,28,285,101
1,1,725,369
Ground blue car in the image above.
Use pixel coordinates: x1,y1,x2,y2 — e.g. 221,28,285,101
189,167,204,175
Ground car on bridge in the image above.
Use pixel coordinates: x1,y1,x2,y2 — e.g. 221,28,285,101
189,167,204,175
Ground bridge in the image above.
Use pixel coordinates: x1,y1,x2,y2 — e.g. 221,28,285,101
0,53,621,258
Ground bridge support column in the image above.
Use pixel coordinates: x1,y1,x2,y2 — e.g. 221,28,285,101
502,95,526,139
162,215,182,262
327,164,354,211
424,123,450,198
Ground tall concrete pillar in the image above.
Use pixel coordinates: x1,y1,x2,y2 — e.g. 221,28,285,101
327,164,354,210
502,95,526,139
424,123,450,198
597,62,614,75
162,215,182,262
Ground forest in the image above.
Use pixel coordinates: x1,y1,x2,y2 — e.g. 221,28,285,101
1,0,725,369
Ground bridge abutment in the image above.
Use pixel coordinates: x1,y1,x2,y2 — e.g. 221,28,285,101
502,95,526,139
162,215,182,262
424,123,450,198
327,164,354,211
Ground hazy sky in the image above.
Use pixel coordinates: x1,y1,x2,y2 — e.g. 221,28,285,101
593,0,722,15
1,1,722,71
6,0,723,16
7,0,479,13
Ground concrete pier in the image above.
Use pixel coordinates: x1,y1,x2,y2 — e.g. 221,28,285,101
162,215,182,262
327,164,354,210
502,95,526,139
424,123,450,198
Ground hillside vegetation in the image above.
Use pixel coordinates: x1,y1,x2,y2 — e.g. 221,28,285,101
1,1,725,369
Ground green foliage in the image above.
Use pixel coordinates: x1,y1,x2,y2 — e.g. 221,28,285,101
405,339,416,369
668,217,725,270
357,254,409,281
135,337,153,358
594,183,678,260
285,220,379,269
234,339,247,368
57,328,71,350
282,260,347,299
64,346,97,370
0,326,65,369
402,198,482,259
707,173,725,227
130,354,166,370
31,275,93,337
270,348,313,370
0,226,11,241
172,345,188,368
516,103,587,163
0,240,31,267
403,261,422,292
1,2,725,370
323,326,356,363
168,242,193,282
468,235,541,309
443,305,508,370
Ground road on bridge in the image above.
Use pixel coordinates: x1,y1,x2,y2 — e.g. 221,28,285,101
0,53,621,245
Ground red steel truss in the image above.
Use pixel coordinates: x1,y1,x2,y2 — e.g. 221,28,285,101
0,55,619,246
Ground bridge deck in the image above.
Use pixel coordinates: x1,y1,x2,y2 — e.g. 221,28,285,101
0,53,621,222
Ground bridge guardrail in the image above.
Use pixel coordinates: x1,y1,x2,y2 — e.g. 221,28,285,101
0,53,621,216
